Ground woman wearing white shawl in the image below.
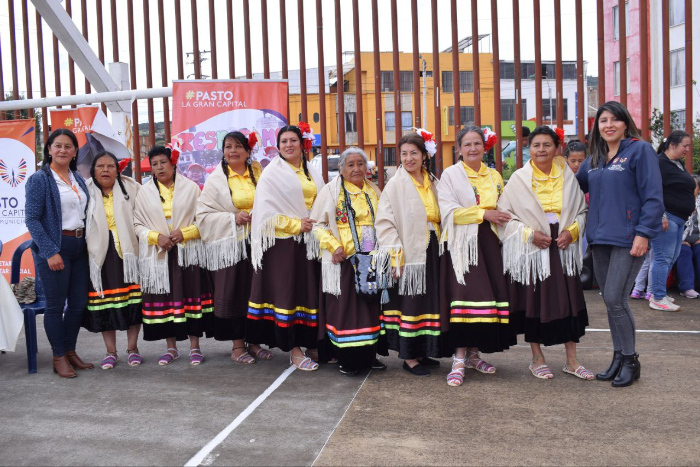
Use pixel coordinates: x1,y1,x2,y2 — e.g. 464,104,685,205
437,127,515,387
497,126,592,381
196,131,273,364
247,124,324,371
133,146,213,366
375,131,449,377
83,152,142,370
311,147,388,376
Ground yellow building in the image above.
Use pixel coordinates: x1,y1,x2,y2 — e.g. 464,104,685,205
289,50,495,169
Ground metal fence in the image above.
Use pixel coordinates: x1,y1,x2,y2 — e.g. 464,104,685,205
0,0,695,183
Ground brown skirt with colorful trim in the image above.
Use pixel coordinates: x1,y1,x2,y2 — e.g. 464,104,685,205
212,244,253,342
440,222,516,353
319,259,388,371
246,237,321,352
142,247,215,342
82,234,142,333
507,223,588,346
383,232,449,360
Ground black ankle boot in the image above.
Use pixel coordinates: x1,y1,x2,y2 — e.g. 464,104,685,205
611,353,641,387
596,351,622,381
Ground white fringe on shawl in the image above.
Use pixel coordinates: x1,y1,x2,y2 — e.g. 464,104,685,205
437,163,497,285
85,177,141,297
374,166,440,297
250,156,324,270
497,158,587,286
133,173,205,294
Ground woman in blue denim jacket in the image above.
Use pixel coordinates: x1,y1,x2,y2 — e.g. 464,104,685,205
577,101,664,388
25,129,92,378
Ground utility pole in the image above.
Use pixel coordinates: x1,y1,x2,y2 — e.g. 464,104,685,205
186,50,211,79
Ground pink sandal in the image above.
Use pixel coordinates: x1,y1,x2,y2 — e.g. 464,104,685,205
529,361,554,379
189,349,205,366
232,347,256,364
447,355,466,387
248,345,274,360
466,351,496,374
127,349,143,366
563,364,595,380
158,348,180,366
100,352,118,370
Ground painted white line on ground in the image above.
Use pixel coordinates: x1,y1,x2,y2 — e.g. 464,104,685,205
311,370,372,466
587,328,700,334
184,365,296,467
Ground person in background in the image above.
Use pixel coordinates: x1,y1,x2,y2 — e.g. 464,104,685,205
502,126,531,180
498,126,590,381
675,176,700,299
629,252,653,300
577,101,664,388
197,131,273,364
564,140,587,175
25,129,92,378
312,147,387,376
133,146,213,366
648,130,695,312
83,152,143,369
375,130,448,377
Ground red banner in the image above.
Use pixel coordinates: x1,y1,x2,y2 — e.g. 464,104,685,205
0,119,36,282
170,80,288,187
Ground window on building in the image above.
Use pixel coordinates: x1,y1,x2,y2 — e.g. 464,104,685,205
500,99,528,121
313,112,320,123
384,147,397,167
443,71,474,92
613,59,631,95
612,2,630,40
385,111,413,131
672,110,687,130
541,98,568,121
381,71,414,92
336,112,358,133
380,71,394,92
447,106,475,126
671,49,685,87
500,62,515,80
670,0,685,26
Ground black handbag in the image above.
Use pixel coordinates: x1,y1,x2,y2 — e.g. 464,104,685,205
341,178,380,295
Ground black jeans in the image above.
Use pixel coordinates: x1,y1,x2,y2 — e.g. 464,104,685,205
34,236,89,357
592,245,645,356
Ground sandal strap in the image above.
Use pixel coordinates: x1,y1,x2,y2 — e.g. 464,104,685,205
530,363,553,377
291,355,319,370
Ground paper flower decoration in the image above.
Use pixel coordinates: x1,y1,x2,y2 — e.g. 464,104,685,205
482,127,498,152
117,158,130,173
298,121,314,152
166,141,181,166
414,127,437,157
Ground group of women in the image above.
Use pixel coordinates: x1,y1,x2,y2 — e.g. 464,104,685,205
25,100,669,389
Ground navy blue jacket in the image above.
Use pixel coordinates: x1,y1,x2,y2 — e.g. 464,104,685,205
25,164,89,259
577,138,664,248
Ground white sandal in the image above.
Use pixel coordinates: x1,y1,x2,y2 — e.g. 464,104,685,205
446,354,466,387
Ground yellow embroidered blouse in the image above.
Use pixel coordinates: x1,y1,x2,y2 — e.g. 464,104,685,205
103,192,122,258
147,182,200,245
275,160,318,238
453,162,504,225
526,160,579,242
316,180,379,256
227,164,261,212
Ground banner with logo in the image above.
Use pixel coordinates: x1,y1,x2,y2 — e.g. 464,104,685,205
171,80,288,187
50,106,130,179
0,119,36,282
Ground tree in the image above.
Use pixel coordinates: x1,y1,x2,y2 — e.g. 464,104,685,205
2,93,44,163
649,108,700,173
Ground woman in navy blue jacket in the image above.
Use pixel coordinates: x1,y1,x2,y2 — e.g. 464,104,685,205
25,129,92,378
577,101,664,388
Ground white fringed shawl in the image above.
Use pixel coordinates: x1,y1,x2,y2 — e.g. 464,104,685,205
496,159,587,285
374,166,439,296
310,176,382,295
250,156,324,270
133,173,206,294
196,163,260,271
85,176,140,297
437,163,496,284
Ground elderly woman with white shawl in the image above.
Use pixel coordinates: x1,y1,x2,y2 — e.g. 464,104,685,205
247,124,325,371
375,131,449,377
437,127,515,387
133,146,213,366
83,151,142,370
196,131,273,365
311,147,388,376
497,126,592,381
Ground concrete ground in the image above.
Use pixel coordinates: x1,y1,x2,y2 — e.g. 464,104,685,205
1,290,699,466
